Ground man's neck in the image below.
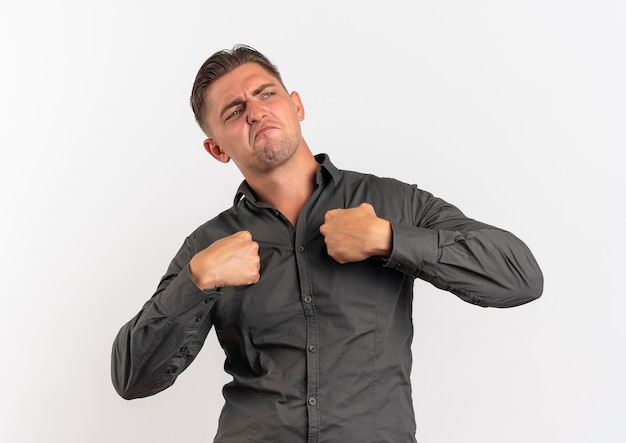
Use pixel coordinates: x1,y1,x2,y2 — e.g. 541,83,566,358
245,146,319,226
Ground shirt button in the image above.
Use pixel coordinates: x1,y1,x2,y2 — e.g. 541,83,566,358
308,345,317,353
297,245,305,253
195,314,203,322
308,397,317,406
304,295,312,303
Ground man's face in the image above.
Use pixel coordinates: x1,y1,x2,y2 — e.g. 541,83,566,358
203,62,305,176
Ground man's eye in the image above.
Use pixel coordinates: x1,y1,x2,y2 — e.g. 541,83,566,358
262,92,274,99
225,109,241,121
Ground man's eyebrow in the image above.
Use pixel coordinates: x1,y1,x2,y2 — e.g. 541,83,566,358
219,83,276,120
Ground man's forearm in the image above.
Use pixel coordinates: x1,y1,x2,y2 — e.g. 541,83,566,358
388,222,543,307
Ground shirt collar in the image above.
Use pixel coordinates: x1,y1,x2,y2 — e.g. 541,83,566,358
314,153,340,185
233,153,339,208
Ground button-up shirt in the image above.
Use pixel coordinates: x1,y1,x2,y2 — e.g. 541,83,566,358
112,154,543,442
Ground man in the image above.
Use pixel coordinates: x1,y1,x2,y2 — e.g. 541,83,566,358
111,45,543,442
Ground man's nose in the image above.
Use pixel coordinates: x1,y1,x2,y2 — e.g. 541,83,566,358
246,100,266,124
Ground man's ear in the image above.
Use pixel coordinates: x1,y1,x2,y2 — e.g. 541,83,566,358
203,138,230,163
290,91,305,121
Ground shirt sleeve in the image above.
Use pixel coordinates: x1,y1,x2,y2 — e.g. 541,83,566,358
384,186,543,308
111,237,221,399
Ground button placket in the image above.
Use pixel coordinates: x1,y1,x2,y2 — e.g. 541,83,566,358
293,205,321,439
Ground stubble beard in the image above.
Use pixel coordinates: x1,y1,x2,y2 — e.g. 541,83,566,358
252,135,298,173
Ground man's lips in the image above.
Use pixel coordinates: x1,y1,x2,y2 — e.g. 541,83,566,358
253,124,276,142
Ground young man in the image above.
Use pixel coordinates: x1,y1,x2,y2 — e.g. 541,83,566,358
112,45,543,442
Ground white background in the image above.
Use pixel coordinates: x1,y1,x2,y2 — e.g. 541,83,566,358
1,1,624,442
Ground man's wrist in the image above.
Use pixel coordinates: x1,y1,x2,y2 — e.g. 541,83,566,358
371,218,392,257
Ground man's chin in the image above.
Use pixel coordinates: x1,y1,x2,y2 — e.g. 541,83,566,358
254,145,296,170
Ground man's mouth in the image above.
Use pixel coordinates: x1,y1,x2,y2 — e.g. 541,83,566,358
253,125,276,142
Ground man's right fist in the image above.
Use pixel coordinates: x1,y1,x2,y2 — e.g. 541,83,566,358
189,230,260,290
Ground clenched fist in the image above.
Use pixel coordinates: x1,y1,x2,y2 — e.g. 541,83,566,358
189,230,260,290
319,203,392,264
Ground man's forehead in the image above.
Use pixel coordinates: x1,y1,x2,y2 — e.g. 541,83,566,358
207,63,278,103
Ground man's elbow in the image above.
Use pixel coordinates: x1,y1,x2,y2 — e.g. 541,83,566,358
111,376,164,401
498,250,544,307
111,365,140,400
497,267,544,308
469,266,543,308
111,360,176,401
523,267,544,303
114,384,139,401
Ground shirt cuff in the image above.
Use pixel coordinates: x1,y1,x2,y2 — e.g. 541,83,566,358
384,222,439,277
157,264,222,317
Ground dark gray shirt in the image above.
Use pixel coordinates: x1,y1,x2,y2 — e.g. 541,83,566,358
111,154,543,442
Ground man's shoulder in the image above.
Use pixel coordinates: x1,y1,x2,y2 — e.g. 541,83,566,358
317,153,416,190
335,166,415,192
